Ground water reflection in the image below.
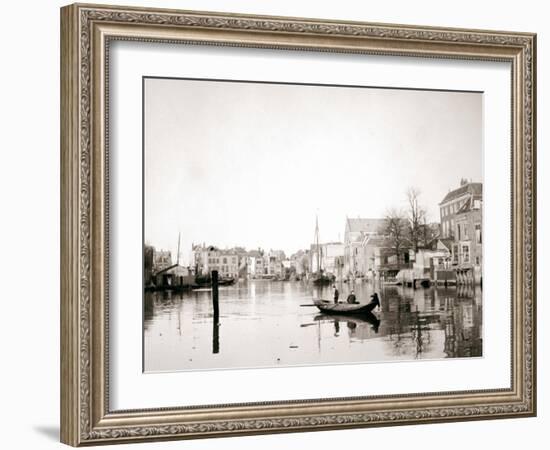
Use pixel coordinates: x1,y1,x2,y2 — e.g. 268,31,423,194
144,281,482,372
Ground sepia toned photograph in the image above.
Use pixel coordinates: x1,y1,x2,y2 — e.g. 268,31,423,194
143,77,483,373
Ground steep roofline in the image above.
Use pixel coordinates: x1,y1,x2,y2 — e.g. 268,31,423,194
439,182,483,205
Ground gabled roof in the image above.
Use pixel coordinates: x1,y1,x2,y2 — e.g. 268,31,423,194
440,182,482,205
437,238,454,251
362,235,392,248
346,218,386,234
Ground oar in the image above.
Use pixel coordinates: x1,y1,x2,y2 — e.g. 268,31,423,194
300,304,319,307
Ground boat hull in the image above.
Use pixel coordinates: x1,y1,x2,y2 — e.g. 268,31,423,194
314,299,379,314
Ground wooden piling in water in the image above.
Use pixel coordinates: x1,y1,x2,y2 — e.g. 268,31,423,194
212,270,220,354
212,270,219,323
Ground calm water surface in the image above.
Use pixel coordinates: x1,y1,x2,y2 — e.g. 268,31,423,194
144,281,482,372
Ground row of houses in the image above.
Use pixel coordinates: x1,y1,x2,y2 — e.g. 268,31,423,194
144,246,194,289
311,181,483,285
147,180,482,286
190,245,289,280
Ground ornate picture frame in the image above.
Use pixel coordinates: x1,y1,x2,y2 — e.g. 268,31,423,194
60,3,536,446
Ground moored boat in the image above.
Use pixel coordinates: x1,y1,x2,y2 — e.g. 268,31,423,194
311,273,333,285
218,276,236,286
310,215,335,285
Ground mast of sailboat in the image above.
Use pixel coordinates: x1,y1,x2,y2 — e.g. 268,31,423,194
176,232,181,266
315,214,321,273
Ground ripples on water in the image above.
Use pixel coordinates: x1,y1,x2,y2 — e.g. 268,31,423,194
144,281,482,372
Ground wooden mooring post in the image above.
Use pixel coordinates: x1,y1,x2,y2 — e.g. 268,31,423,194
212,270,220,354
212,270,220,321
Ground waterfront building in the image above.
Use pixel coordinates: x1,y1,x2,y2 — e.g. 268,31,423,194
247,250,265,279
412,247,451,280
438,180,483,284
265,250,286,278
153,264,194,289
152,249,172,273
439,180,482,239
343,217,386,278
191,244,240,279
356,234,413,282
453,195,483,284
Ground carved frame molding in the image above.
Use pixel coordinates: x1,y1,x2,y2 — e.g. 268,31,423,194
61,3,536,446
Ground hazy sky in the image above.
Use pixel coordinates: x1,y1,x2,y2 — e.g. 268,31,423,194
144,78,482,263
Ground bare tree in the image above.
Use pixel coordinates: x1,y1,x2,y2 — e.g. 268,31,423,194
406,187,426,253
144,244,155,285
384,208,408,261
420,218,439,248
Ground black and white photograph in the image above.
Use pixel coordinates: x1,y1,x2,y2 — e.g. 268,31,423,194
143,77,483,372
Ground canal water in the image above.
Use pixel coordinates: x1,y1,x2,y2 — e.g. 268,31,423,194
144,281,482,373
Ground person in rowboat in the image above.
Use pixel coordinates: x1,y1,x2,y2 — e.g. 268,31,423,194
332,285,339,303
346,290,357,304
370,292,381,309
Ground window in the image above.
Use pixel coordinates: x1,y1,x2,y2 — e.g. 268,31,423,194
462,245,470,263
453,245,459,264
223,257,227,264
475,256,480,265
475,224,482,244
463,224,469,239
457,224,461,240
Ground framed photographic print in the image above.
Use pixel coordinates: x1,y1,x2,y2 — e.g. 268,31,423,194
60,3,537,446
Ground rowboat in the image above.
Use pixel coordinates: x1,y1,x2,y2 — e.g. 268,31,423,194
313,293,380,315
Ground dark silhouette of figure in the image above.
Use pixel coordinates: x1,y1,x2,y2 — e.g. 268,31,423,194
346,290,357,304
370,293,381,310
333,285,339,303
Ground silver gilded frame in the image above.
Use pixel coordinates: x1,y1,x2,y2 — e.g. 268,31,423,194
60,3,536,446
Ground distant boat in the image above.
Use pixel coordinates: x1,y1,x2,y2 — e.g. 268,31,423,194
311,214,333,285
194,275,236,287
314,294,380,315
312,273,333,285
218,276,236,286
